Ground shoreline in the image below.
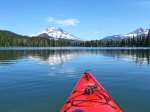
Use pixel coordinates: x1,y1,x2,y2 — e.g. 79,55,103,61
0,47,150,50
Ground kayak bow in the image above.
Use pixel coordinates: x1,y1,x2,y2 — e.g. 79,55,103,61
61,71,123,112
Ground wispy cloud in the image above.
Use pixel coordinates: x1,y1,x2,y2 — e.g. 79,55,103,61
138,1,150,7
57,19,78,26
46,17,79,26
47,17,55,22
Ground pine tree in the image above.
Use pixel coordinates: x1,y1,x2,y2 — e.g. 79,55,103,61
145,29,150,47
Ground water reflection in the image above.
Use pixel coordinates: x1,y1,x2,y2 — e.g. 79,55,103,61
99,50,150,65
29,52,79,65
0,49,149,66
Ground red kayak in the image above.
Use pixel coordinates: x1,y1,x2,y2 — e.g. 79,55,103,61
61,71,123,112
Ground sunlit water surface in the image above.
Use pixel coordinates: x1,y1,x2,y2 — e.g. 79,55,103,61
0,47,150,112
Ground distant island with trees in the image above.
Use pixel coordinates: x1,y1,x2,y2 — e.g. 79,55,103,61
0,30,150,47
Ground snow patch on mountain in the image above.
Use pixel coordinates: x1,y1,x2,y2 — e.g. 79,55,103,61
102,27,149,41
125,27,149,37
29,27,84,41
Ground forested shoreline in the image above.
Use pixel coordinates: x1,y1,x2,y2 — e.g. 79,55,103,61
0,30,150,47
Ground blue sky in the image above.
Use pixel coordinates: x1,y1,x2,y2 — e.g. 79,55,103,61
0,0,150,39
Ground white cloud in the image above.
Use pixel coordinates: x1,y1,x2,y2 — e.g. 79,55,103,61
47,17,55,22
57,19,78,26
46,17,79,26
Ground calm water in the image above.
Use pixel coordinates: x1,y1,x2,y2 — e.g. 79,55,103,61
0,47,150,112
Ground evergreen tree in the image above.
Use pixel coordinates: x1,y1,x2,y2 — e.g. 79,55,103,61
145,29,150,47
1,29,150,47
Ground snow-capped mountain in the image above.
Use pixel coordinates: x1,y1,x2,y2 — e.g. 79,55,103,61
102,35,126,41
29,27,83,41
102,27,149,41
125,27,149,37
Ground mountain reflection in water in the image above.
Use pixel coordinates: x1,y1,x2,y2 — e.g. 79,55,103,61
0,49,149,66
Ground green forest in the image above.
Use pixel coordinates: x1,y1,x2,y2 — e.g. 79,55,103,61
0,30,150,47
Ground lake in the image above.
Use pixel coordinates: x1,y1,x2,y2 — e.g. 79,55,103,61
0,47,150,112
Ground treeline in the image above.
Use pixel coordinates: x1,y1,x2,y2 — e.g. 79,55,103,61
0,30,72,47
0,30,150,47
79,29,150,47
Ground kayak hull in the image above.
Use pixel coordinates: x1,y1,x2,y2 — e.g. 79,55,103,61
61,71,123,112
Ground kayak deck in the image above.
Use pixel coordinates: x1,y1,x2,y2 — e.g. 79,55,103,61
61,71,123,112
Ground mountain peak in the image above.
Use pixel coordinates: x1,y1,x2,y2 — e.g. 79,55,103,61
45,27,63,31
126,27,148,37
102,27,149,41
44,27,64,33
29,27,84,41
135,27,145,33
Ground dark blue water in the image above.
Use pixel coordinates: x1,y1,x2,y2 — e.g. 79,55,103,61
0,48,150,112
